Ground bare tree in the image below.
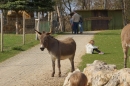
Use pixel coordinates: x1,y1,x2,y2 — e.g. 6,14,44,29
62,0,73,13
122,0,127,26
77,0,86,9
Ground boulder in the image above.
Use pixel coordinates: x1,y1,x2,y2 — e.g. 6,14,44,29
63,60,130,86
83,60,117,86
105,68,130,86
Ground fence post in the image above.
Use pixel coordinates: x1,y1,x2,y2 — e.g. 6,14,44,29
1,13,3,52
35,12,40,40
23,11,25,45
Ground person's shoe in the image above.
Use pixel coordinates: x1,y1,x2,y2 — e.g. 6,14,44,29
99,52,104,54
80,32,83,34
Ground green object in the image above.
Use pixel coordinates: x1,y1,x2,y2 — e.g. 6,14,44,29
78,30,130,71
0,0,55,12
39,21,50,32
0,34,39,62
76,10,123,31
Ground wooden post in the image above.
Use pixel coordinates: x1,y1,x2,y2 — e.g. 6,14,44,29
23,11,25,45
35,12,40,40
38,12,40,31
15,13,19,35
48,12,51,32
1,13,3,52
50,12,53,33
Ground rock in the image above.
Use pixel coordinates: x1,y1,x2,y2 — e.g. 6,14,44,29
105,68,130,86
63,60,130,86
83,60,117,86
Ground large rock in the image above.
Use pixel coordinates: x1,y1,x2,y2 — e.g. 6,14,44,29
105,68,130,86
63,60,130,86
83,60,117,86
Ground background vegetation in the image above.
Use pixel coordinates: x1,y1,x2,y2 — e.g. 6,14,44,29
78,30,130,71
0,33,59,62
0,34,39,62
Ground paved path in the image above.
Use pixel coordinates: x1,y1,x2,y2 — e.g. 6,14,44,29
0,31,98,86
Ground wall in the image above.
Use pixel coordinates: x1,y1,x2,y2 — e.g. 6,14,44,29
77,11,92,31
77,10,123,31
108,10,123,29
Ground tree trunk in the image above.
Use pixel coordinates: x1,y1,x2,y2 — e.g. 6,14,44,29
48,12,54,33
57,6,63,32
122,0,127,26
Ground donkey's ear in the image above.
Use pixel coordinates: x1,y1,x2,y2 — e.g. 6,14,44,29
35,29,41,35
42,31,46,34
46,32,51,35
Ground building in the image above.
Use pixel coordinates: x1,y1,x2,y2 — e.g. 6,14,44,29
76,0,124,31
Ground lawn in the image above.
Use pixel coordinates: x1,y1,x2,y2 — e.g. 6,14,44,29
0,34,39,62
78,30,130,71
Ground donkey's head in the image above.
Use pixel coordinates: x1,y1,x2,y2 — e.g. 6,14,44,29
35,30,51,51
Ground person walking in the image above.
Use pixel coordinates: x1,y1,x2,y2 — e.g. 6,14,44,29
69,12,74,34
79,16,83,34
72,11,80,34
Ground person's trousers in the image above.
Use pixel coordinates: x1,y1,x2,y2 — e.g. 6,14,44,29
93,48,101,53
73,22,79,34
79,23,83,33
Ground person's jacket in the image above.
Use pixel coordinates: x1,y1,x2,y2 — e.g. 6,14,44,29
85,43,98,54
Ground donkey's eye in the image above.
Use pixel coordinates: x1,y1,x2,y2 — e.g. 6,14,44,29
44,40,47,43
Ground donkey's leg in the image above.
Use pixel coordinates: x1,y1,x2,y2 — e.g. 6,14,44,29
123,47,128,68
57,59,61,77
51,59,55,77
69,57,75,72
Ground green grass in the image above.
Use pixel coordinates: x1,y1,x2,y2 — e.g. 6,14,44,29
0,34,39,62
78,30,130,71
0,33,59,63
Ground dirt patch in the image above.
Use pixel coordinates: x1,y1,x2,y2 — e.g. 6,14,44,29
0,31,98,86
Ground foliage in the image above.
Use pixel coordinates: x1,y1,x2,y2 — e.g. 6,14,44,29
0,0,55,12
78,30,130,71
0,33,58,63
0,34,39,62
28,0,55,12
62,0,73,13
85,0,122,10
123,0,130,24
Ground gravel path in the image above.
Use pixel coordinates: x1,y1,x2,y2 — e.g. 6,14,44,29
0,31,98,86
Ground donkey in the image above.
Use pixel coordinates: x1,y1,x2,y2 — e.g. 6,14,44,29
35,30,76,77
121,24,130,68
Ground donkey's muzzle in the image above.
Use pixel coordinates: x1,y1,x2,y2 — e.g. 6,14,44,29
40,47,45,51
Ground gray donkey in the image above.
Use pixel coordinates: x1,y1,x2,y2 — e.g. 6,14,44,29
35,30,76,77
121,24,130,68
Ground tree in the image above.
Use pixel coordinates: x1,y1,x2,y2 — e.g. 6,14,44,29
0,0,55,34
62,0,73,13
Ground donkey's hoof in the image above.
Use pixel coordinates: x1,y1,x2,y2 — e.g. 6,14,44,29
58,72,61,77
51,74,54,77
124,64,127,68
58,74,61,77
51,73,55,77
